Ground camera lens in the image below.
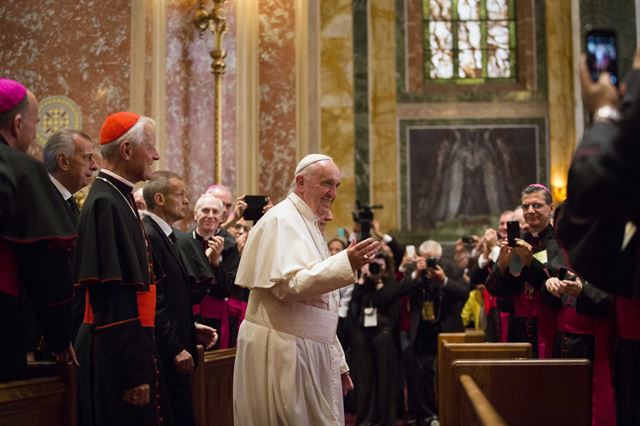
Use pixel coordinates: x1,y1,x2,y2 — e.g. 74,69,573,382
369,262,381,275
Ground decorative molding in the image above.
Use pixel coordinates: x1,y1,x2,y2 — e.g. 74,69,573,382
236,0,259,195
571,0,584,145
637,0,640,42
397,101,548,119
151,0,167,170
295,0,310,160
130,1,146,114
130,0,166,169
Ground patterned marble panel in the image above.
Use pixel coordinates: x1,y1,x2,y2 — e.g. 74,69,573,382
222,0,237,192
0,0,131,158
370,0,399,231
545,0,574,202
258,0,297,202
165,0,237,207
321,107,355,234
405,0,425,93
352,0,370,205
320,0,354,236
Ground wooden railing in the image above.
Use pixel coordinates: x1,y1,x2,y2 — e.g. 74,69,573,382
0,363,76,426
459,374,508,426
192,346,236,426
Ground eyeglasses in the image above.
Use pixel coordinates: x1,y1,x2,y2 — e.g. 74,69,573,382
521,202,547,211
224,203,233,209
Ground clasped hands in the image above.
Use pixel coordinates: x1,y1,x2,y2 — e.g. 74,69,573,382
545,275,583,298
206,235,225,267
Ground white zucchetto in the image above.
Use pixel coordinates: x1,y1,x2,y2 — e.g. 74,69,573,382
294,154,332,175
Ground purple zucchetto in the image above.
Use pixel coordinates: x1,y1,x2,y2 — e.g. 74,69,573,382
0,78,27,113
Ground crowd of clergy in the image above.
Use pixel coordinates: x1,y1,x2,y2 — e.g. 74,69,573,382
1,44,640,426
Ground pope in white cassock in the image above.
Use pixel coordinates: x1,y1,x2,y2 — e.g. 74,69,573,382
233,154,380,425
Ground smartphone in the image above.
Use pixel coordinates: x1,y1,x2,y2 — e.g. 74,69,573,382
243,195,268,221
506,220,520,247
585,28,619,86
337,227,347,240
406,245,416,258
557,267,568,280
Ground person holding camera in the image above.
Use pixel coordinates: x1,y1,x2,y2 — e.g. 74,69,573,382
486,184,563,358
349,252,411,426
401,240,469,426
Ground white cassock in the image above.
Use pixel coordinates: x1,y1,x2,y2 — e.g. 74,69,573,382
233,192,356,426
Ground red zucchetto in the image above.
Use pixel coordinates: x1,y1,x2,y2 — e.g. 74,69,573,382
99,112,141,145
0,78,27,113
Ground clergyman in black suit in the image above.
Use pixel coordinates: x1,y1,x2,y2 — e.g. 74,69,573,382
43,129,99,342
142,170,218,426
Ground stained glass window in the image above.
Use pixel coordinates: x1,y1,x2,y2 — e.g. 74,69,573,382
423,0,516,82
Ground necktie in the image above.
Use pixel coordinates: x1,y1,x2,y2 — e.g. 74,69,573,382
67,196,80,218
169,232,177,244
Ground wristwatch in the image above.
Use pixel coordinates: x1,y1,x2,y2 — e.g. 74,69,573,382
593,105,621,123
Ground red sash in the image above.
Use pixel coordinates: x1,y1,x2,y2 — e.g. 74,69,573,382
227,297,248,323
616,297,640,340
513,291,557,358
198,295,229,349
0,240,19,297
557,306,595,335
83,284,157,328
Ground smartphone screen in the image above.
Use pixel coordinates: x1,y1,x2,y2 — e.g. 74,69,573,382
557,268,568,281
586,29,619,86
406,245,416,258
506,220,520,247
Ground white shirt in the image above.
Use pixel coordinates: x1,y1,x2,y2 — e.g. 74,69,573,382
49,174,73,202
144,210,172,237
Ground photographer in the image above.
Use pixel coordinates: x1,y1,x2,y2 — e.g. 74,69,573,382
402,240,469,426
486,184,566,358
349,252,410,426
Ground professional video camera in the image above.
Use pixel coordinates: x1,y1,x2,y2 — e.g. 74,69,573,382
352,201,383,241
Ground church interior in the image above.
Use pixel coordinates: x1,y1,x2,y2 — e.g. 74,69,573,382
1,0,639,425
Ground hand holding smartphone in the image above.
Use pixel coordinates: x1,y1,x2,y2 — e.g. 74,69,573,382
585,28,619,86
506,220,520,247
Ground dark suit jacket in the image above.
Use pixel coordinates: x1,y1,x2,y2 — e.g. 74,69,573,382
143,215,196,362
403,259,469,343
560,69,640,297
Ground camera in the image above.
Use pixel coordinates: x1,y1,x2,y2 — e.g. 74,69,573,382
427,257,439,268
352,201,383,241
461,235,477,245
369,262,381,275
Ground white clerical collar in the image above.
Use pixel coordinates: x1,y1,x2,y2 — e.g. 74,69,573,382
145,210,173,237
288,192,319,222
49,174,73,201
101,168,136,189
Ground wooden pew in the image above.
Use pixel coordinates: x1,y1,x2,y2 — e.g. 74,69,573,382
439,342,531,426
436,329,486,415
459,374,507,426
0,363,76,426
192,346,236,426
451,359,592,426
